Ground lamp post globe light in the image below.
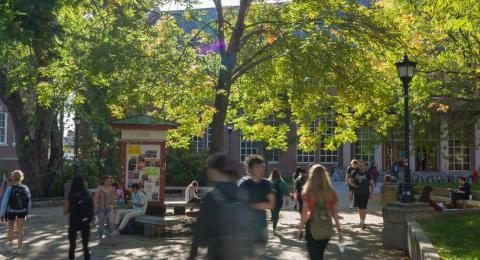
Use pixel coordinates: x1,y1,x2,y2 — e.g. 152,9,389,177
395,54,417,203
73,116,81,176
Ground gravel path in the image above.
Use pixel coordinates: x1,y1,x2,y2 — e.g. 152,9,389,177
0,182,408,259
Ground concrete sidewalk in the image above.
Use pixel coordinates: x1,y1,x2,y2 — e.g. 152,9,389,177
0,182,408,259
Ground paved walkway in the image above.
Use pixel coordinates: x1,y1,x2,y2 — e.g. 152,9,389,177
0,182,408,259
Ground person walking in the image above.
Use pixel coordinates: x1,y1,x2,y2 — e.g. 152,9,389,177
349,160,375,229
292,167,304,210
368,161,379,186
0,170,31,254
269,169,287,233
94,175,116,240
114,183,147,233
238,155,276,258
64,175,94,260
298,164,343,260
346,160,358,209
295,169,308,214
189,153,255,260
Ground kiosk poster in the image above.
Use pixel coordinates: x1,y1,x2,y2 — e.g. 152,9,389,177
126,144,161,202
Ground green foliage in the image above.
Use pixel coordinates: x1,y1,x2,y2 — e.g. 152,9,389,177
419,213,480,259
166,149,208,187
48,158,115,197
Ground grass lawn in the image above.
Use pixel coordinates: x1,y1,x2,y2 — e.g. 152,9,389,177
418,213,480,259
416,182,480,192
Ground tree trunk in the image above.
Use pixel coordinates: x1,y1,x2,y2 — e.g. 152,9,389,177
47,113,64,193
209,0,253,154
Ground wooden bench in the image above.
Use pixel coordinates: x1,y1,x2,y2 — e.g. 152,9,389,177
134,215,182,237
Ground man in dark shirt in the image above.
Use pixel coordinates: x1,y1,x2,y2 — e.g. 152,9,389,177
448,176,471,208
294,170,307,214
349,160,375,230
238,155,276,258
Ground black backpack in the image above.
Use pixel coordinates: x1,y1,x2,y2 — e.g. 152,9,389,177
211,189,255,259
69,191,94,225
8,184,30,211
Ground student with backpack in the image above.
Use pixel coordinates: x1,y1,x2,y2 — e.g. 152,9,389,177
189,153,254,260
298,164,343,260
0,170,31,254
64,175,94,260
269,169,287,233
239,155,276,258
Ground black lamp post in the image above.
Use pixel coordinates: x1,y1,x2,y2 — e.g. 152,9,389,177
395,54,417,203
386,108,397,176
73,116,80,176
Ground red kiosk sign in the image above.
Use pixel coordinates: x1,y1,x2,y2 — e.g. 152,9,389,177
111,116,177,214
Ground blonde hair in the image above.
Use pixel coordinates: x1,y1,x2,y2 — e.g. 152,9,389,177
303,164,334,204
351,159,358,166
11,170,24,183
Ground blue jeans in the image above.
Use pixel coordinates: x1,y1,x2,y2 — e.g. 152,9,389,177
96,208,114,239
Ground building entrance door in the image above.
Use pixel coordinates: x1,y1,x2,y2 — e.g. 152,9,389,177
385,141,406,172
415,147,438,172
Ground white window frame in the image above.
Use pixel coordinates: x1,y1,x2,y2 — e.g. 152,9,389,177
297,149,315,164
190,135,205,152
353,127,375,163
0,112,7,145
319,113,338,163
206,127,212,149
268,148,280,163
240,132,259,162
12,130,15,146
297,121,317,164
448,135,471,171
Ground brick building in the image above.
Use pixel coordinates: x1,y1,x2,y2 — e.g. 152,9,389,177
0,100,19,173
189,121,480,178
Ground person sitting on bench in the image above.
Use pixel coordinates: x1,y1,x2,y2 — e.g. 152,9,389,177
185,181,201,212
114,183,147,234
448,176,471,208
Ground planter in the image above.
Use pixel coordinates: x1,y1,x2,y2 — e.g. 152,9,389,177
407,220,440,260
381,183,399,206
472,191,480,201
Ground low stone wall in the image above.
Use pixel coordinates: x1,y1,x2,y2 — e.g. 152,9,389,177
32,199,64,208
407,220,440,260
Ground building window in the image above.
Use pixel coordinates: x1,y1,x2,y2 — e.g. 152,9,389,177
12,130,15,146
240,132,259,162
353,127,375,163
297,149,315,164
319,114,338,163
297,121,316,164
190,127,212,152
268,149,279,163
448,135,471,171
190,136,205,152
206,127,212,149
0,112,6,145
